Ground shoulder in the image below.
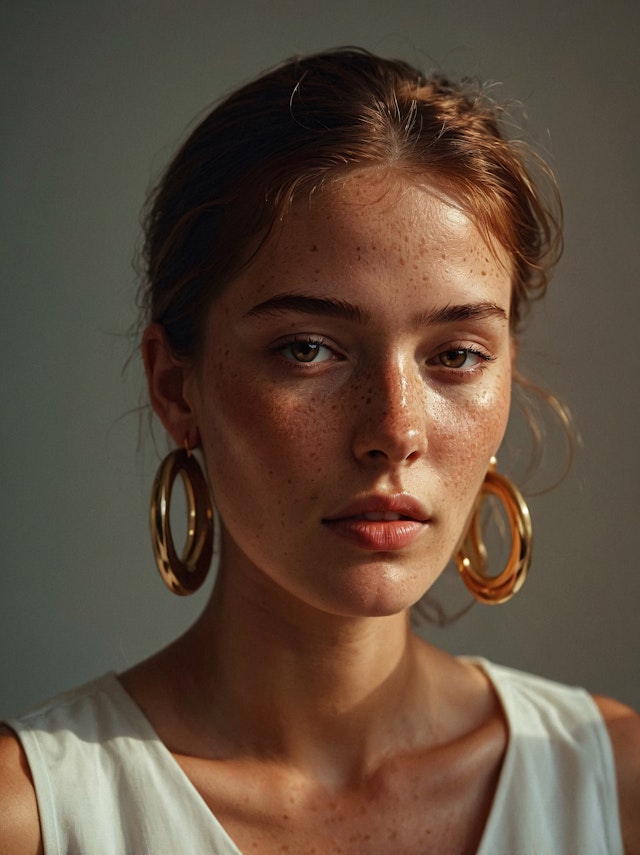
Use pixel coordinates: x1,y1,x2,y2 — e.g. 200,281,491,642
594,695,640,855
0,725,43,855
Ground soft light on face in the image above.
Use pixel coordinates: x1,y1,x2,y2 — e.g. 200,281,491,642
185,169,513,620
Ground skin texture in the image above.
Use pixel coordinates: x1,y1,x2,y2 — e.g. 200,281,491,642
183,170,513,624
1,169,639,854
147,170,518,853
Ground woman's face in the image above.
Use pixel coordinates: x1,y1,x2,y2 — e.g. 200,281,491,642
185,169,513,619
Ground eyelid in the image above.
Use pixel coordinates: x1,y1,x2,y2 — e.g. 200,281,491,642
427,343,495,372
274,334,340,365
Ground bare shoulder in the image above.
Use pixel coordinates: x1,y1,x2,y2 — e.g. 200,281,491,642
593,695,640,855
0,725,43,855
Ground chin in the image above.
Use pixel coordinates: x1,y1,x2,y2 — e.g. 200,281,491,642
311,566,436,620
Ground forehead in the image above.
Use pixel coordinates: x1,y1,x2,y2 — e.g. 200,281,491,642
222,168,513,310
282,169,501,258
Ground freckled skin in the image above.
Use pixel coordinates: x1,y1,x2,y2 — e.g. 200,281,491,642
186,169,513,621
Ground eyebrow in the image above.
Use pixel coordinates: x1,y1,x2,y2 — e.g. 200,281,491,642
413,302,508,328
243,292,508,327
244,293,372,324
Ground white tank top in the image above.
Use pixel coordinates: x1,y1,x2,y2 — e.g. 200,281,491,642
8,659,624,854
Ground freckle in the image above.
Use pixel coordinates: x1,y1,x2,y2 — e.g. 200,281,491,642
310,244,318,252
481,270,487,276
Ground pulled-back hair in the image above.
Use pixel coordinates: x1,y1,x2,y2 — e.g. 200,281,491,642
141,47,562,360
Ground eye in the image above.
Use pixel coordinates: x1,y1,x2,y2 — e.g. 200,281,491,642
431,347,493,371
279,337,334,363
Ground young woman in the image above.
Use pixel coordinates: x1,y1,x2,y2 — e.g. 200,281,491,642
2,48,638,854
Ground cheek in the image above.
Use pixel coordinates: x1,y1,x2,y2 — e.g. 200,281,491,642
428,378,511,503
199,357,342,497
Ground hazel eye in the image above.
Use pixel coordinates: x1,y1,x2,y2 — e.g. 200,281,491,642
433,347,492,370
439,349,471,369
281,338,333,363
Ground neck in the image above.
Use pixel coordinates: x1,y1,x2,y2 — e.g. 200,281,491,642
173,564,434,784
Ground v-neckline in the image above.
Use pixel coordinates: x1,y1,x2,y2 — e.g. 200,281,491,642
110,657,515,855
108,673,244,853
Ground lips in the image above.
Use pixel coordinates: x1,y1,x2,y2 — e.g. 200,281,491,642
322,495,431,551
357,511,407,521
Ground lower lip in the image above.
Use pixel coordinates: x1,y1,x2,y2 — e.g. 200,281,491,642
322,519,427,551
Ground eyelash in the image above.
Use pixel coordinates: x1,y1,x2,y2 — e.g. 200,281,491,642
275,335,338,365
429,345,495,373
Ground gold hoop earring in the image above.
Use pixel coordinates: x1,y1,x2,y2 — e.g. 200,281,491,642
455,458,532,605
150,447,213,595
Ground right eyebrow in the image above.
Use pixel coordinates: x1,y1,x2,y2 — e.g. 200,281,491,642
244,293,372,324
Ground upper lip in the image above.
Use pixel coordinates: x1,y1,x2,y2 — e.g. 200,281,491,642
323,494,431,523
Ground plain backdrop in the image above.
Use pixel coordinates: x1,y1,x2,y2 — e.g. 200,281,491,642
2,0,639,718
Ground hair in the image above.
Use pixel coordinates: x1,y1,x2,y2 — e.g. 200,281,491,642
140,47,562,362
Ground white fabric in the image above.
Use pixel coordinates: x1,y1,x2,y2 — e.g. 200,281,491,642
474,660,623,855
8,659,623,854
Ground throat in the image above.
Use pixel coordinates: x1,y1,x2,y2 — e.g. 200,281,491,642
171,611,432,778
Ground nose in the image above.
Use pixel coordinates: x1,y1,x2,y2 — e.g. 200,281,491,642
351,353,427,466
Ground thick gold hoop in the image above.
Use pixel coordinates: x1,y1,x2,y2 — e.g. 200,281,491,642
150,448,213,595
455,459,532,605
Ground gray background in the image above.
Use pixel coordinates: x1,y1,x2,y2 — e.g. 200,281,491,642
2,0,638,718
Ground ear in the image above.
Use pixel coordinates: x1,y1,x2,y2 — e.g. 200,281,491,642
142,323,200,449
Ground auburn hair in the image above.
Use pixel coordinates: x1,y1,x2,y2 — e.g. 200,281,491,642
141,47,562,360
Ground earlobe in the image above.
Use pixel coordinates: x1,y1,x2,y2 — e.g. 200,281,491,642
142,323,199,447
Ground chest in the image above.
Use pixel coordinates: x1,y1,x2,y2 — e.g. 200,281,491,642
175,741,505,855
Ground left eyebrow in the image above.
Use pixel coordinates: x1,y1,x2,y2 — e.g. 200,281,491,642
412,302,508,328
